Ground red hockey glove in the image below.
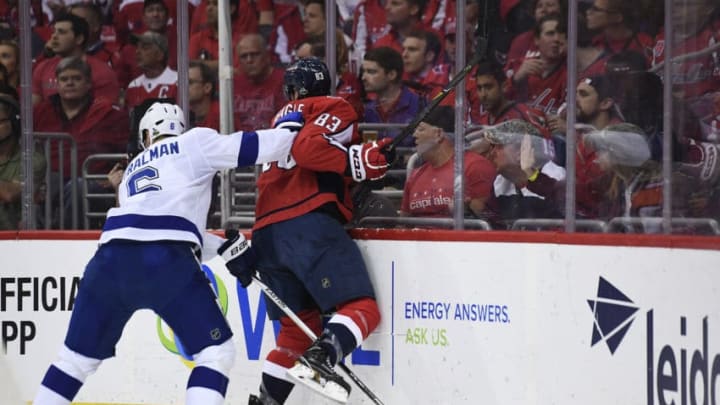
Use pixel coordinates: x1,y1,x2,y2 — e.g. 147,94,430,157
347,138,393,182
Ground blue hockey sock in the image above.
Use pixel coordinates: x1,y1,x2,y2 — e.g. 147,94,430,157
34,365,83,404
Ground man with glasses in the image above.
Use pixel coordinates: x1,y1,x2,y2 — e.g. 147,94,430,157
585,0,652,60
124,31,177,111
188,61,220,130
232,33,286,131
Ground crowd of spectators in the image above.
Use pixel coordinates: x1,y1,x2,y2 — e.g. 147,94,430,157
0,0,718,233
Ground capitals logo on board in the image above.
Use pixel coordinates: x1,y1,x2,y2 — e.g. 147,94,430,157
587,276,638,354
156,264,229,367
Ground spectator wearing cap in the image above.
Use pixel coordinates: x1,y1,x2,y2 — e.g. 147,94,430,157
31,13,120,106
549,74,623,136
506,13,567,115
115,0,178,88
401,106,496,219
582,123,695,225
467,118,565,226
0,90,46,230
124,31,178,112
363,46,427,148
547,75,622,217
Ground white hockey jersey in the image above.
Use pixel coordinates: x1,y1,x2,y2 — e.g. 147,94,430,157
99,126,294,247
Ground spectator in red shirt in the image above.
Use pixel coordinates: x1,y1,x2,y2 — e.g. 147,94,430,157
401,106,497,219
651,0,719,120
189,0,241,71
32,13,120,106
68,3,121,70
267,0,306,65
470,61,550,137
34,56,128,178
506,13,567,115
115,0,178,87
188,60,220,130
585,0,653,60
124,31,178,111
113,0,188,46
351,0,389,73
548,75,623,218
505,0,565,78
374,0,428,53
33,56,128,228
401,29,450,101
233,33,286,130
191,0,268,38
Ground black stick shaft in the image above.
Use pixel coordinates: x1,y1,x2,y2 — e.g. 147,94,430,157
386,51,485,152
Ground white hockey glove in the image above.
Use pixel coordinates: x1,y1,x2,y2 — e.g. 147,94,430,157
347,138,394,182
217,230,257,288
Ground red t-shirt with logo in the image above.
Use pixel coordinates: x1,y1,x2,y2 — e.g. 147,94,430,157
402,151,496,217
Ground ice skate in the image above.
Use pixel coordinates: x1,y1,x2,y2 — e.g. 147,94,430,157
286,342,351,403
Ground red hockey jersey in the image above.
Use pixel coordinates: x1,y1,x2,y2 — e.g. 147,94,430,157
254,96,360,230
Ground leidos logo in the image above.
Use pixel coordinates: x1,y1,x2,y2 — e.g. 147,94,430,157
589,277,720,405
587,276,639,354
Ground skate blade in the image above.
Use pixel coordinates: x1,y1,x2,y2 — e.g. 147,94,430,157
286,363,349,404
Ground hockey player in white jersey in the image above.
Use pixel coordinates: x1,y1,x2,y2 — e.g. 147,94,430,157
33,102,303,405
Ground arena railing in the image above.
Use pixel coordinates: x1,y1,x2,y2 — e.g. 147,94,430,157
81,153,126,229
607,217,720,235
357,216,492,230
34,132,78,230
510,218,609,233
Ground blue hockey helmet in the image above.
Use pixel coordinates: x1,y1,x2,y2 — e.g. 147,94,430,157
283,57,331,100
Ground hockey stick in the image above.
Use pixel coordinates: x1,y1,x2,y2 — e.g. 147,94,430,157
649,42,720,73
252,275,386,405
385,50,485,153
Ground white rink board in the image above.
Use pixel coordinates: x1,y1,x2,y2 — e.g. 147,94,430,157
2,238,720,404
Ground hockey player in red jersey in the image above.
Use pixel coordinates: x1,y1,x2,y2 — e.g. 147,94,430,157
224,57,392,404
